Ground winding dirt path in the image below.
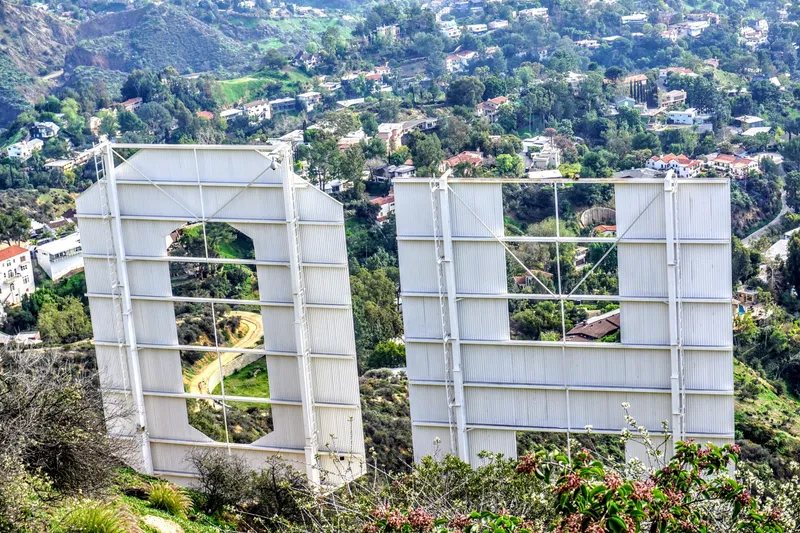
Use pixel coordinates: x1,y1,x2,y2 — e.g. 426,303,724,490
188,310,263,394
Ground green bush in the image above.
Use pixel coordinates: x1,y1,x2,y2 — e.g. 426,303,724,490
60,503,140,533
147,483,192,519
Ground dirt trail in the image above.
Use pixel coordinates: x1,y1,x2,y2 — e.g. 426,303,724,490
188,310,263,394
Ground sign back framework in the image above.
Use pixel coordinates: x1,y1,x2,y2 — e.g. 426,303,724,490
76,143,365,487
394,173,734,465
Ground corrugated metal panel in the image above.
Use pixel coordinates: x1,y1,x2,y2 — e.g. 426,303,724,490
88,297,121,343
103,392,136,436
315,409,366,454
457,298,509,341
566,347,670,389
300,225,347,264
139,349,183,393
449,183,503,237
132,300,179,345
117,184,201,218
297,185,343,222
128,261,172,297
462,345,563,385
260,307,296,352
620,302,669,345
682,303,732,346
233,223,289,262
76,180,103,215
466,388,567,428
83,257,113,294
406,343,447,381
453,241,506,294
397,240,439,293
150,442,200,474
307,307,356,355
196,149,281,184
394,182,437,237
468,429,517,465
685,394,734,434
684,350,733,390
615,184,665,239
409,384,450,423
679,244,732,298
95,345,130,390
122,220,184,257
204,186,285,221
252,404,304,447
145,396,213,441
257,265,292,302
570,391,669,431
412,425,453,461
318,454,366,486
402,296,448,339
676,183,730,240
618,243,667,297
265,356,301,401
304,265,350,305
77,218,111,255
312,358,360,404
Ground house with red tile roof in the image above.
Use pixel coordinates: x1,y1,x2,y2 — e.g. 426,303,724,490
445,151,484,167
646,153,703,178
707,153,758,178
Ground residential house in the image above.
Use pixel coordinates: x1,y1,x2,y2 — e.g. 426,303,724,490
370,195,396,223
445,50,478,72
445,151,484,168
293,51,321,70
658,67,697,86
686,12,720,24
475,96,509,122
44,159,76,172
270,97,297,114
706,153,759,178
337,129,366,151
621,12,648,24
574,246,589,268
6,139,43,160
616,74,650,103
565,71,587,94
374,24,400,40
467,23,488,34
196,111,214,120
243,99,272,120
574,39,600,49
593,225,617,237
120,97,143,112
402,117,438,133
297,91,322,111
35,232,82,281
517,7,548,20
220,108,244,119
373,164,416,182
647,153,703,178
735,115,765,132
658,89,687,109
667,107,710,125
523,136,561,169
565,309,621,342
0,245,35,321
489,20,509,29
741,126,772,137
512,270,554,289
30,121,60,139
377,123,405,152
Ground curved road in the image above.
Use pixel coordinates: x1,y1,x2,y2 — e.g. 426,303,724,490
188,310,263,394
742,191,788,246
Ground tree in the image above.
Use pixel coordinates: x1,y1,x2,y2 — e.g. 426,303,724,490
580,151,613,178
786,171,800,210
97,109,118,138
0,208,30,244
350,268,402,367
367,340,405,369
262,48,288,70
377,98,400,122
496,154,524,177
412,134,445,176
446,77,486,107
787,233,800,290
37,296,93,344
360,112,379,137
137,102,173,137
117,110,146,133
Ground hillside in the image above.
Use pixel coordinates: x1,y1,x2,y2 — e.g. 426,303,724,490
0,2,75,124
64,5,253,76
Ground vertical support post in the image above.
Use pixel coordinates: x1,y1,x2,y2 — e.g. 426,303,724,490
663,170,682,454
280,144,320,485
103,144,153,474
553,183,571,457
438,179,469,463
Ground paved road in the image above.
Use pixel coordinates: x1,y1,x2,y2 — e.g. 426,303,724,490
188,310,263,394
742,191,788,246
40,69,63,81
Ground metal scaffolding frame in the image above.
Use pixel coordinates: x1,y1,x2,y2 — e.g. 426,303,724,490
80,142,364,486
400,171,732,464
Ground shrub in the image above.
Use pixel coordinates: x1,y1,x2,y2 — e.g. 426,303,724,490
148,483,192,519
0,453,52,533
189,450,250,515
60,503,141,533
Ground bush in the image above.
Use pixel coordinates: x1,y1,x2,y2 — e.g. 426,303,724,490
0,453,52,533
189,450,250,515
60,503,141,533
148,483,192,519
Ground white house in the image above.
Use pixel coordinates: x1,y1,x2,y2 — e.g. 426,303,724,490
370,195,396,223
523,136,562,169
6,139,44,160
621,13,648,24
646,153,702,178
667,108,710,125
242,99,272,121
36,232,83,280
0,245,35,321
297,91,322,111
706,154,759,178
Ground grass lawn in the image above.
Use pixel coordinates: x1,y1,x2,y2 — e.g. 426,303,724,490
212,358,270,399
215,66,311,105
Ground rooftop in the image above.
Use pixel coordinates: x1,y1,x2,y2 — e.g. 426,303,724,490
0,245,29,262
